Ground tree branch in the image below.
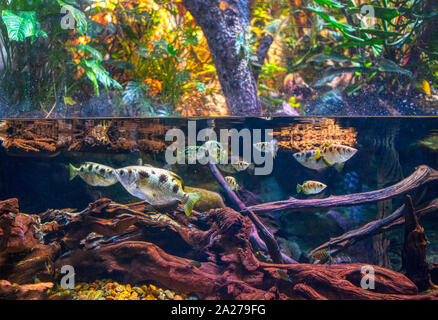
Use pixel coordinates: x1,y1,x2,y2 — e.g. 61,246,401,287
249,165,438,214
208,162,294,264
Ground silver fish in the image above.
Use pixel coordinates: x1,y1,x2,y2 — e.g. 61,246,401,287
114,165,201,216
293,149,328,171
69,162,118,187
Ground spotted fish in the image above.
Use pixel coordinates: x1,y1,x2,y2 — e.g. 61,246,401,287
322,144,357,166
225,176,239,191
293,144,357,170
69,162,118,187
218,158,254,174
253,139,278,157
114,165,201,216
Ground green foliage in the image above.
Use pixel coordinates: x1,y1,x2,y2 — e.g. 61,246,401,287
56,0,87,35
2,10,47,41
136,39,190,106
87,1,215,116
0,0,120,113
77,44,122,96
302,0,433,89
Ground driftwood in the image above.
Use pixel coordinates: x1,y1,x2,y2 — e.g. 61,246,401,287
310,198,438,257
249,165,438,214
49,200,438,300
1,197,438,299
402,195,433,291
208,162,287,264
0,280,54,300
0,199,60,284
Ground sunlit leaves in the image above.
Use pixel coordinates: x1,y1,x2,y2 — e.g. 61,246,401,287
56,0,87,35
1,10,47,41
81,58,122,96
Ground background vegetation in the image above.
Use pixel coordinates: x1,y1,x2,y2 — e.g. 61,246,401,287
0,0,436,116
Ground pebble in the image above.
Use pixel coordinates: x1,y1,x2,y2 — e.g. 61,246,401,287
48,279,192,300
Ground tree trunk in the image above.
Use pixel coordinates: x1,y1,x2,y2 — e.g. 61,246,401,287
182,0,261,115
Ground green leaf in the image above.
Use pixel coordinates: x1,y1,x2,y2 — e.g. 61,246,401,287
368,6,399,21
307,7,355,33
1,10,47,41
376,59,412,77
63,96,77,105
335,38,383,49
347,5,399,21
314,0,345,9
308,52,351,63
56,0,87,35
85,69,99,96
360,28,400,38
77,44,102,61
82,59,123,92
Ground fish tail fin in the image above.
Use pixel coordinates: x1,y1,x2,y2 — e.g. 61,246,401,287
69,164,78,181
296,184,302,194
183,192,202,216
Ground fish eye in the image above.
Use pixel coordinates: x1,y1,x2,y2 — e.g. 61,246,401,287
120,170,125,175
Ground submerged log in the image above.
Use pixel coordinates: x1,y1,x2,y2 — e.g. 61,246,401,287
47,200,437,300
310,198,438,257
0,199,60,284
0,280,53,300
208,162,287,264
249,165,438,214
402,195,432,291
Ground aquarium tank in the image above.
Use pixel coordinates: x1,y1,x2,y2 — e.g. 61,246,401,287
0,0,437,304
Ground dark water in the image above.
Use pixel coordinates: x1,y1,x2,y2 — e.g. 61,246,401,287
0,117,437,267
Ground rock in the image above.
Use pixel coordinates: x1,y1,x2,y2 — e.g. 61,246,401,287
306,89,347,115
78,93,115,117
0,212,41,253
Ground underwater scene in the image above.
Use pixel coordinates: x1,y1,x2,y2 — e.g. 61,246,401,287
0,117,438,300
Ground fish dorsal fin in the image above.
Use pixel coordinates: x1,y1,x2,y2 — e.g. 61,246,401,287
313,148,321,160
169,171,184,187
